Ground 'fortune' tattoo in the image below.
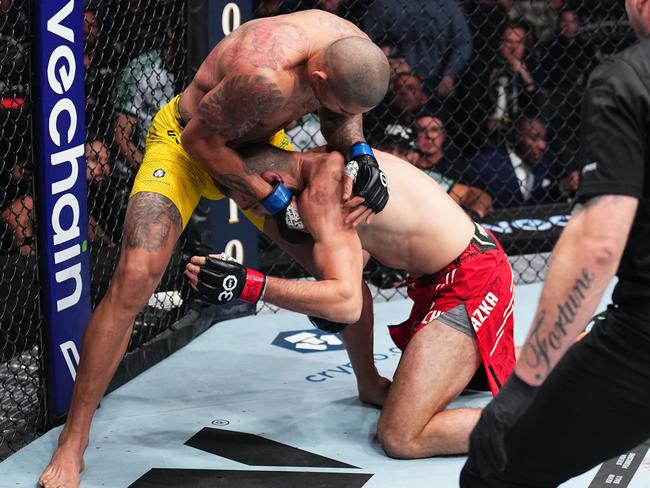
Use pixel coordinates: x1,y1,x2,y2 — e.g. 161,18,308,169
523,268,594,379
197,75,284,139
124,192,182,252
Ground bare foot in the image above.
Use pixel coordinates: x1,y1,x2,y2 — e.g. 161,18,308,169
358,376,392,407
39,443,85,488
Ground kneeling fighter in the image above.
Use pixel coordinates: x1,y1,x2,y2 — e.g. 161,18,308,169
186,144,516,457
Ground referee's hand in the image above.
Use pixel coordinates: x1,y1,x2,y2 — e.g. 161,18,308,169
469,374,538,476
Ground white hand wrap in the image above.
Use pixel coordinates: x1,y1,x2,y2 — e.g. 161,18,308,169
344,160,359,182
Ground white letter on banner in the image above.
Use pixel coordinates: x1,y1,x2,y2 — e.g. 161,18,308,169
50,144,83,195
59,340,80,380
52,193,80,246
224,239,244,264
49,98,77,147
222,3,241,35
228,199,239,224
47,45,76,95
47,0,75,43
55,263,82,311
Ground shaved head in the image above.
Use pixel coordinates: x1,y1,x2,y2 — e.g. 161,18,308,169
324,37,390,109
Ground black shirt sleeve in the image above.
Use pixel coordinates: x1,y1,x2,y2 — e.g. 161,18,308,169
577,59,648,200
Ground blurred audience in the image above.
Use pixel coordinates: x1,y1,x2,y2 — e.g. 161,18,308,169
362,0,472,99
470,114,560,208
113,25,176,168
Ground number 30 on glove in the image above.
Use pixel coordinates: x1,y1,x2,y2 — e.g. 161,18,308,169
345,142,389,213
197,254,266,304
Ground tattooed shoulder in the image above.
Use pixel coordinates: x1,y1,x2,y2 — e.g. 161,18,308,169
318,15,357,35
197,74,285,140
124,192,182,252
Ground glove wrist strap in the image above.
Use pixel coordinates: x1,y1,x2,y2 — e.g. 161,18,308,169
259,180,292,215
241,269,266,303
348,141,374,160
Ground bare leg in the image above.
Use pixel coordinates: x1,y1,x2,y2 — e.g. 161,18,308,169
38,193,182,488
341,282,391,407
377,319,482,458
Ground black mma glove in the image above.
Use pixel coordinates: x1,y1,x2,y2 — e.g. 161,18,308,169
259,180,311,244
468,373,538,476
197,254,266,304
345,142,389,213
308,315,347,334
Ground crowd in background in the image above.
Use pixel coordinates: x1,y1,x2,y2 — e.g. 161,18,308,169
0,0,635,256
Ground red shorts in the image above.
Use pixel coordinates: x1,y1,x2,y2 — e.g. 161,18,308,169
388,223,515,396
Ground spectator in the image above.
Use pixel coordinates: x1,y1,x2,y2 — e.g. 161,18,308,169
509,0,564,44
481,22,542,139
465,0,513,62
113,25,176,168
0,112,33,255
470,114,560,208
362,0,472,99
412,113,492,217
541,8,596,168
85,137,122,247
365,72,430,146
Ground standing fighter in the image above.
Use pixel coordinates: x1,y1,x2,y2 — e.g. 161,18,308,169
460,0,650,485
39,10,390,488
186,144,516,457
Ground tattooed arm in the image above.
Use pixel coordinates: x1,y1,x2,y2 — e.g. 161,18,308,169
181,73,287,200
318,107,365,153
516,195,638,386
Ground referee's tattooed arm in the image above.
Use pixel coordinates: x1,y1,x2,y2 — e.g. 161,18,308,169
516,195,638,385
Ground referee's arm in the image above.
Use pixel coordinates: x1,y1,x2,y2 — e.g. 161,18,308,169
516,60,646,386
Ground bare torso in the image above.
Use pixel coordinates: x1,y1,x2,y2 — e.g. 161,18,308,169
303,150,476,276
179,10,366,144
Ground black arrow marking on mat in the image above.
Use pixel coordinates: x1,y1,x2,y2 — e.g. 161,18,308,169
185,427,358,468
129,468,373,488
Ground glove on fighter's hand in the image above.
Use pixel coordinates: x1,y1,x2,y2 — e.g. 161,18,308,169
197,254,266,304
345,142,389,213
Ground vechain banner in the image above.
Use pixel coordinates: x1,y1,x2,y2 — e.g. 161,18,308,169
34,0,91,420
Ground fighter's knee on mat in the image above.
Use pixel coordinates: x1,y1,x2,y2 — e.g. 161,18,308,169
376,423,420,459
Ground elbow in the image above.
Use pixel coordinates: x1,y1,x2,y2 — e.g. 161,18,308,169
332,285,363,324
582,237,620,270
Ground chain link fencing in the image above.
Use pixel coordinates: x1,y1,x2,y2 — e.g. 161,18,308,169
255,0,634,311
0,0,44,460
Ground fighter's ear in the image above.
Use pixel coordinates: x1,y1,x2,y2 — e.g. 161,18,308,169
311,70,328,85
261,170,282,185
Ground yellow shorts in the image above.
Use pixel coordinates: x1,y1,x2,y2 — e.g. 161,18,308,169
130,94,293,229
